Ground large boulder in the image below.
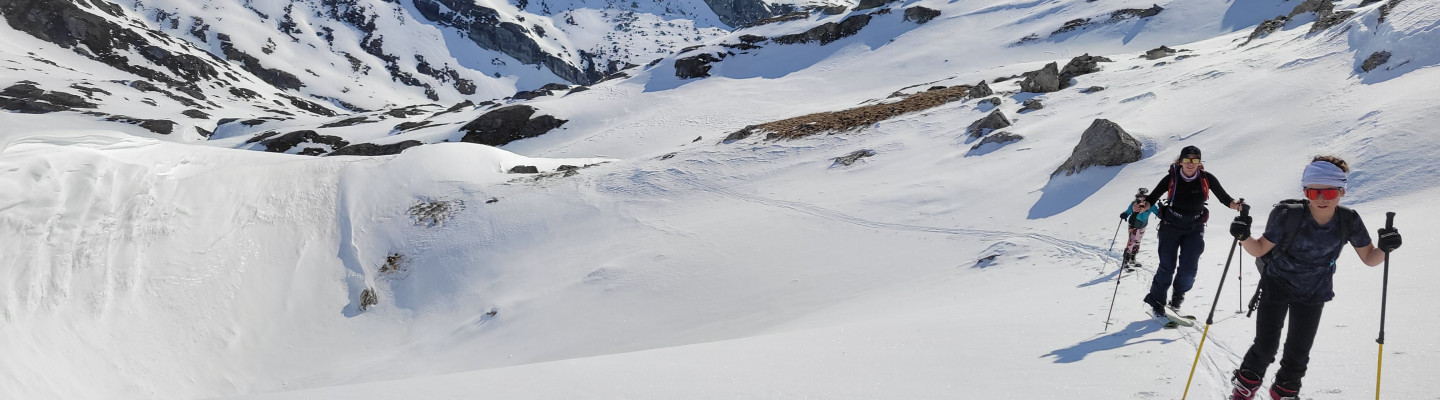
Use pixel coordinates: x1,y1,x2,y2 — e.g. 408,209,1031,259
969,131,1023,152
967,110,1011,138
1362,51,1391,72
1059,54,1112,85
968,80,993,99
459,105,568,146
1019,62,1062,93
1052,119,1143,176
675,53,723,79
903,6,942,24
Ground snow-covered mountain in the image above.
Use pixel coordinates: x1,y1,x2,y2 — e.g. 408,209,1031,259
3,0,1439,399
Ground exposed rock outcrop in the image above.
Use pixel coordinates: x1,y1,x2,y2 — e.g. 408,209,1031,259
328,140,424,156
1362,51,1391,72
1020,62,1062,93
903,6,941,24
459,105,568,146
258,130,350,154
967,110,1011,138
676,53,724,79
774,14,872,45
833,149,876,166
1052,119,1142,176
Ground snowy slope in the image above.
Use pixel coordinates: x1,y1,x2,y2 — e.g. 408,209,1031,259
3,0,1440,399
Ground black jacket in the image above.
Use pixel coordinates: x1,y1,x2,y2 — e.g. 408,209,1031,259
1144,167,1237,216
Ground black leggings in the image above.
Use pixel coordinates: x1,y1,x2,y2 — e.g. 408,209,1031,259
1239,295,1325,387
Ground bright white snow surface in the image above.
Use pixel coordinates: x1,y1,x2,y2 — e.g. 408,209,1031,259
2,0,1439,399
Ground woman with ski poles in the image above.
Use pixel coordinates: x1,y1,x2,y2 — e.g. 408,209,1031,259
1138,145,1245,317
1224,156,1402,400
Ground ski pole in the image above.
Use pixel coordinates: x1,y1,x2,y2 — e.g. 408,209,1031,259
1102,219,1125,331
1181,201,1247,400
1238,252,1244,312
1376,212,1395,400
1104,259,1125,331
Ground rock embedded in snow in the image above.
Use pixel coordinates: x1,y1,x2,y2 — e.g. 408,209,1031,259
1244,16,1289,45
833,149,877,166
967,110,1011,138
1020,62,1062,93
1287,0,1335,19
1143,45,1178,60
0,83,97,113
903,6,941,24
969,131,1023,151
1059,54,1113,85
675,53,724,79
328,141,424,157
509,165,540,174
258,130,349,153
459,105,569,146
968,81,994,99
1311,10,1357,33
855,0,899,11
773,14,872,45
1051,119,1143,176
980,97,1002,108
1362,51,1392,72
1081,86,1106,93
1020,99,1044,112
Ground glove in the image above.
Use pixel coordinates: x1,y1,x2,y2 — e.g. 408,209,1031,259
1120,212,1129,220
1230,215,1252,240
1378,227,1402,253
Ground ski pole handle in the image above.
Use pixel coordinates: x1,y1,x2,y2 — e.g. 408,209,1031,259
1385,212,1395,229
1239,199,1249,217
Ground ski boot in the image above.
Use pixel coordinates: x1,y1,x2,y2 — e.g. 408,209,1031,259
1269,382,1300,400
1230,369,1263,400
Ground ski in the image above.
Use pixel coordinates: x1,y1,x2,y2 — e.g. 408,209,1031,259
1162,306,1197,327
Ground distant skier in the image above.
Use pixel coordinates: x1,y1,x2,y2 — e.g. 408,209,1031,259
1118,188,1158,269
1225,156,1402,400
1138,146,1245,317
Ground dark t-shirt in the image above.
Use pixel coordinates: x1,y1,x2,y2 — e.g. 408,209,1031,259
1261,204,1372,303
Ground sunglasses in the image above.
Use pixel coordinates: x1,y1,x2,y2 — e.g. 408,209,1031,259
1304,188,1342,200
1180,157,1202,165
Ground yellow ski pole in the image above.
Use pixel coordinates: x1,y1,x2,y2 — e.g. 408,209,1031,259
1181,202,1247,400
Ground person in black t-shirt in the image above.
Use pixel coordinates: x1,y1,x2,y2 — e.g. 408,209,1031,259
1223,156,1402,400
1137,146,1245,316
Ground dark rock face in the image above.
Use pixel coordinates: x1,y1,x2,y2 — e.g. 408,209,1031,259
967,110,1011,138
0,83,97,113
328,140,423,156
903,6,941,23
103,115,176,134
1380,0,1406,24
0,0,220,86
1144,45,1177,60
1019,62,1062,93
508,165,539,174
1020,98,1044,112
1362,51,1391,72
774,14,872,45
1287,0,1335,19
855,0,899,11
219,38,303,90
1244,16,1288,45
182,109,210,119
968,81,993,99
702,0,776,27
1052,119,1142,176
459,105,568,146
1311,10,1355,33
1081,86,1106,93
1059,54,1112,86
833,149,876,166
675,53,723,79
319,116,372,128
258,130,351,154
969,131,1023,151
413,0,599,84
746,11,807,27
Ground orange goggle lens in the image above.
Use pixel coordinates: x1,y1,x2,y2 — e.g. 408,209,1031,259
1304,188,1341,200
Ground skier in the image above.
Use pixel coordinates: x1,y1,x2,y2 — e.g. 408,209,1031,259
1119,188,1159,270
1225,156,1402,400
1139,145,1245,318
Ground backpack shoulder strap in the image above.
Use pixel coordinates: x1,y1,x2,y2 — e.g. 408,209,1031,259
1273,199,1309,251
